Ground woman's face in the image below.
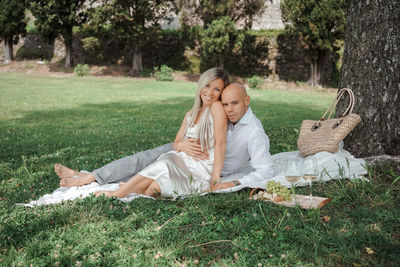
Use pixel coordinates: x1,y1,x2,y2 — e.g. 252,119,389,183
200,78,225,106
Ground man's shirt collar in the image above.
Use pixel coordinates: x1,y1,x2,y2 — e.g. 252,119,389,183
228,107,253,130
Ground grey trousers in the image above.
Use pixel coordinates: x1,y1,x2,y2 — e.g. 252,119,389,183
92,143,173,185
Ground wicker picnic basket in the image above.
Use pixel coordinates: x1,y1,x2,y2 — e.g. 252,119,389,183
297,88,361,157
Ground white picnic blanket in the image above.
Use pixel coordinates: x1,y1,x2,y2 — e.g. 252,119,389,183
19,142,367,207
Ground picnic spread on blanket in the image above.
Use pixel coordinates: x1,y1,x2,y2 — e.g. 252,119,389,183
19,142,367,207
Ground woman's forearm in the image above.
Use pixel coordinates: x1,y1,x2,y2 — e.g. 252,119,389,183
211,141,226,182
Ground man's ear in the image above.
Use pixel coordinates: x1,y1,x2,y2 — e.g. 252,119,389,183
245,95,250,106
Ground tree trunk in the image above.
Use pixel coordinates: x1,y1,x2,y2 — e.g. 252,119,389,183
337,0,400,158
218,54,224,67
131,45,143,76
65,38,73,68
3,37,14,64
307,51,325,87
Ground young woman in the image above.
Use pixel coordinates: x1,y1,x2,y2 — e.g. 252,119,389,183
94,67,229,198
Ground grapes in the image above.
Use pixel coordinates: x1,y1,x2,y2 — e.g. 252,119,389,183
266,181,291,201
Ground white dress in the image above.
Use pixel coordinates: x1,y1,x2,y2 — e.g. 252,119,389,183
139,115,214,198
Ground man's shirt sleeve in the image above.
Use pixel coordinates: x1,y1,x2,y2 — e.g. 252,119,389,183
239,128,274,185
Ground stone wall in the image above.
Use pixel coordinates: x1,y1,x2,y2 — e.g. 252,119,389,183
1,32,337,85
161,0,285,30
224,33,335,85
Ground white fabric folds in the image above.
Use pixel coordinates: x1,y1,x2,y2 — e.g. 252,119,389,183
19,142,367,207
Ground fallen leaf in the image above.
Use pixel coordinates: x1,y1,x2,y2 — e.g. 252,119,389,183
322,215,330,222
365,247,374,255
154,251,163,259
234,252,239,260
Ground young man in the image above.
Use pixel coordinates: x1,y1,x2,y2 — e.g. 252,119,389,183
55,83,274,190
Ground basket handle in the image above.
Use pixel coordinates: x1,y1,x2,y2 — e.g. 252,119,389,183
319,88,355,124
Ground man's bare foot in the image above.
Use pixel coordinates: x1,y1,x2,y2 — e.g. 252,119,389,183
94,191,115,198
118,182,126,188
59,173,96,187
54,164,78,179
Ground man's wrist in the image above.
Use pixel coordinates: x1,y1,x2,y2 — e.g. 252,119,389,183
232,180,241,186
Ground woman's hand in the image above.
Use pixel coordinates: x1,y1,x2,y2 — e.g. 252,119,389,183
209,176,221,191
175,138,209,160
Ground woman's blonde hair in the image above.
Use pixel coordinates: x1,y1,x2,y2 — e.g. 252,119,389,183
185,67,230,151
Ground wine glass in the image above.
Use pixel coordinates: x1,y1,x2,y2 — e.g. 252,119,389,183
284,159,303,193
302,157,318,200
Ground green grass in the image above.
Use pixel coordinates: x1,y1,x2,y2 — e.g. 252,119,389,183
0,73,399,266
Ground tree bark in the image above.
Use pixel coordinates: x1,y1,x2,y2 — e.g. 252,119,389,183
3,38,14,64
65,38,73,68
218,54,224,67
131,45,143,76
338,0,400,158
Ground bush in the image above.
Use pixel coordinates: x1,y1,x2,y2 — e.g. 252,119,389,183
138,68,152,77
201,17,244,67
74,64,90,76
153,65,173,81
15,47,43,60
247,75,263,89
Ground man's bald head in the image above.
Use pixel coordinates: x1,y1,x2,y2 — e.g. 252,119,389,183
221,83,250,124
222,83,248,98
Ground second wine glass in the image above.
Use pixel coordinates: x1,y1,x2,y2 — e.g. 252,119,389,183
302,157,318,199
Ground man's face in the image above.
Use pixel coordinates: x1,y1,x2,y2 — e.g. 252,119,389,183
221,84,250,124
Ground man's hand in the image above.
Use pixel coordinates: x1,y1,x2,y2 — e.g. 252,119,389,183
176,138,209,160
210,181,236,191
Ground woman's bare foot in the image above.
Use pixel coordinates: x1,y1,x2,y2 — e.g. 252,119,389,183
94,191,115,198
54,164,78,179
59,173,96,187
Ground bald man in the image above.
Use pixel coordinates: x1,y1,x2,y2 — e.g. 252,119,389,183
55,83,274,190
211,83,274,190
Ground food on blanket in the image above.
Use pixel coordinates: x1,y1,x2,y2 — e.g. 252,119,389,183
262,191,273,199
266,181,291,201
273,196,284,202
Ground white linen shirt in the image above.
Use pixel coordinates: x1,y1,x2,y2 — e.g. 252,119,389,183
221,107,274,185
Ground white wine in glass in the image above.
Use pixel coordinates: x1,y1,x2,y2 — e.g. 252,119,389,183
303,174,317,182
286,175,301,184
284,159,303,192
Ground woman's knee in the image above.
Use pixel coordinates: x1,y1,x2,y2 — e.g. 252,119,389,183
145,181,161,197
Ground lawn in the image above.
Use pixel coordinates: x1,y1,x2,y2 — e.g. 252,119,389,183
0,73,399,266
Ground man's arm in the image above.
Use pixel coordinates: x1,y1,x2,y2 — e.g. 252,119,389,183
239,128,274,185
211,129,274,191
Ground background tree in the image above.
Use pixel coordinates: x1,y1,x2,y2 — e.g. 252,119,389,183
281,0,346,87
201,17,244,67
337,0,400,163
29,0,87,68
181,0,266,29
90,0,176,75
0,0,27,64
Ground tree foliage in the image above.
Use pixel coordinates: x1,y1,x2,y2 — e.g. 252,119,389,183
0,0,27,63
84,0,176,75
29,0,87,67
281,0,346,86
201,17,244,67
182,0,265,29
